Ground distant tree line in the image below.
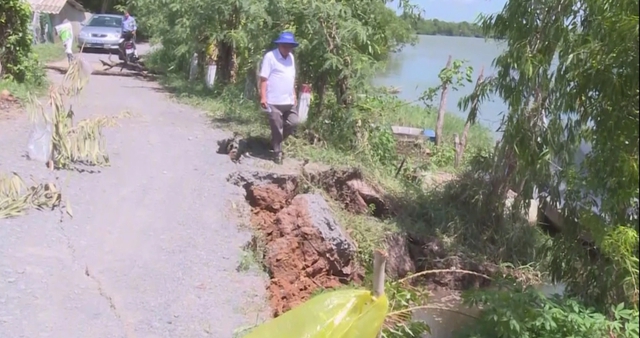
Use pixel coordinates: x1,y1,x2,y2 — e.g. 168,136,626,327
402,15,484,38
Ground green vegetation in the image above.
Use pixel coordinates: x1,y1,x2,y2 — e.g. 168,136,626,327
451,0,639,335
403,16,484,37
0,0,41,82
0,43,69,101
32,42,72,64
0,0,47,100
481,0,638,312
1,0,69,101
455,278,639,338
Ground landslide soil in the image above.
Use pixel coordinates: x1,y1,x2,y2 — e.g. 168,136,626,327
242,166,503,317
247,181,362,316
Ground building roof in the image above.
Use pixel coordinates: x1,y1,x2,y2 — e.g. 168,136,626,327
29,0,85,14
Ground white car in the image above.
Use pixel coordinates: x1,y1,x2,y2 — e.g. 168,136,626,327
77,14,124,51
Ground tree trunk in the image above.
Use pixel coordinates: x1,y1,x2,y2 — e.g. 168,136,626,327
486,142,518,226
456,66,485,167
215,5,240,84
336,55,352,107
100,0,111,13
435,55,452,147
336,76,350,106
229,49,238,84
313,73,328,119
216,42,237,84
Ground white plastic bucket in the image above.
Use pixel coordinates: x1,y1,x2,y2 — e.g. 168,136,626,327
189,53,198,81
297,84,311,123
205,64,216,88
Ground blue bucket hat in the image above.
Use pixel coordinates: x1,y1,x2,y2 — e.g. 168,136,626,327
273,32,299,47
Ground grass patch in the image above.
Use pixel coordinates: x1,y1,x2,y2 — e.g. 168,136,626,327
33,42,69,64
237,247,263,273
157,74,492,165
0,42,69,101
0,78,37,102
237,231,267,273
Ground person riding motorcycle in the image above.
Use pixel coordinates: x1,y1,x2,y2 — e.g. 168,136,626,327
120,10,137,59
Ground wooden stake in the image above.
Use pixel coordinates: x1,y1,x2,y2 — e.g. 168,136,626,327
457,66,485,167
453,133,461,167
373,249,388,338
435,55,452,147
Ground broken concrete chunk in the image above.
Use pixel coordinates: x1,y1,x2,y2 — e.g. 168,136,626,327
227,171,297,189
294,193,357,266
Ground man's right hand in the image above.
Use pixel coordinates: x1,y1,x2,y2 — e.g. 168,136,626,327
260,98,268,110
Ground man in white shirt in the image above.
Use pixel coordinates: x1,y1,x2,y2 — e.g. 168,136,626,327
259,32,300,164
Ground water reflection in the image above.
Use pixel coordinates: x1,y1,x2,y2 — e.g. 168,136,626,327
375,35,507,138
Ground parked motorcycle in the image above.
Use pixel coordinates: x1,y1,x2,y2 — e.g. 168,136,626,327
118,36,138,64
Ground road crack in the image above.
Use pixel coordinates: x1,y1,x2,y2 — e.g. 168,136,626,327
85,265,137,337
84,265,121,318
51,174,78,265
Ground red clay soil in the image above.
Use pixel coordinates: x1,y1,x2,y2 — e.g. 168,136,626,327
248,183,362,316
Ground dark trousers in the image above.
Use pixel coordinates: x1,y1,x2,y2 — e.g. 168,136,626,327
266,104,299,153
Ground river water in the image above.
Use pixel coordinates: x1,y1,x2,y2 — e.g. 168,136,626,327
375,35,567,337
374,35,508,138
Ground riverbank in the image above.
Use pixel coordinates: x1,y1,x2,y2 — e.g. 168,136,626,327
151,67,548,289
113,37,638,337
196,79,555,336
157,74,493,167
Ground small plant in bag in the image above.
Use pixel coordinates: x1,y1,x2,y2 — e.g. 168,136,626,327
26,95,54,163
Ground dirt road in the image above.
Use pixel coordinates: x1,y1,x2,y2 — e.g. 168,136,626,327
0,46,266,338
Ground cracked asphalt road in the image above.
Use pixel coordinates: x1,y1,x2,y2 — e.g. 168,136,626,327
0,45,266,338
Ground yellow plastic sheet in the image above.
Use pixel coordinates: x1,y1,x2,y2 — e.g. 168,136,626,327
244,289,389,338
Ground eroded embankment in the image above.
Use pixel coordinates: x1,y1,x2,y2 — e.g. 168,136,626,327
228,171,363,316
227,168,504,317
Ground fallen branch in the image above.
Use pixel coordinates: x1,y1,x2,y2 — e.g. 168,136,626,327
44,65,153,78
45,64,152,79
398,268,493,284
99,54,148,72
45,52,153,78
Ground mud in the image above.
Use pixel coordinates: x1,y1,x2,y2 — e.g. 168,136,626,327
238,174,362,316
